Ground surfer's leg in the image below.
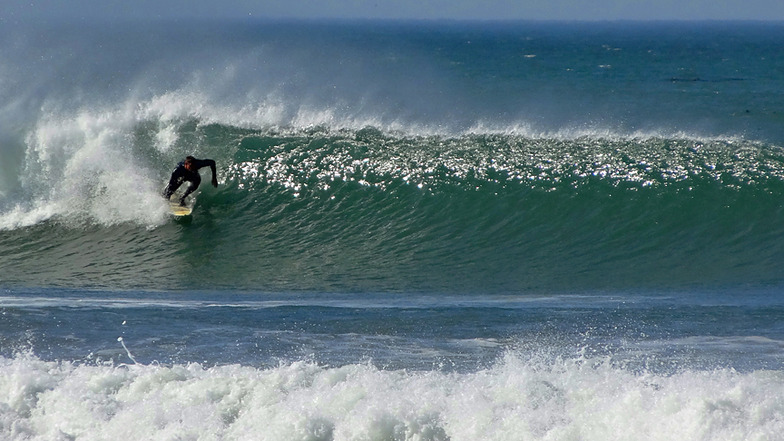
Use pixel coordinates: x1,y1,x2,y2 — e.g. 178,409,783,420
178,176,201,205
163,180,182,199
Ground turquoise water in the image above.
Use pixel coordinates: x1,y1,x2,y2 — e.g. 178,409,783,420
1,20,784,440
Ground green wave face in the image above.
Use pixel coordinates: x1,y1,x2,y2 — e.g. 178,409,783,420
3,121,783,293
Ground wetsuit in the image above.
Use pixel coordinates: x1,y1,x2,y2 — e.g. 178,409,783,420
163,158,217,205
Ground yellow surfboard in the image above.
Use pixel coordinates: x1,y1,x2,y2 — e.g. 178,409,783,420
169,202,193,216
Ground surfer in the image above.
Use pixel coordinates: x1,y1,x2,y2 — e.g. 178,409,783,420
163,156,218,206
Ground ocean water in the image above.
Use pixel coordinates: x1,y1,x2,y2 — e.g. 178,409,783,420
1,19,784,440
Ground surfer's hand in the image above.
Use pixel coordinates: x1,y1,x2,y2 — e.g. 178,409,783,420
212,177,218,187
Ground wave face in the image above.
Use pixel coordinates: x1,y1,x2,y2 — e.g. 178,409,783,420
2,119,784,292
1,21,784,292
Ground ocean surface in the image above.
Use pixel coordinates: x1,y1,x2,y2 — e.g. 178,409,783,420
1,19,784,440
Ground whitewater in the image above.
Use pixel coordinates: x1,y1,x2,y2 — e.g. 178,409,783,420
2,19,784,441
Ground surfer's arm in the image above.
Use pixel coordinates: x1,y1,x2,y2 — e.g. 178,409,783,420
193,158,218,187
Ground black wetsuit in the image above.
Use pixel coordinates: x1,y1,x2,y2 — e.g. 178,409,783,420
163,158,217,205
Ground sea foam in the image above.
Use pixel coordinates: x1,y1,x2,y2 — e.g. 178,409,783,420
1,352,782,441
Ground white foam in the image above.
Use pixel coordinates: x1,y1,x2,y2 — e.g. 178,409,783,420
0,103,174,230
464,120,753,144
1,352,782,441
0,202,59,231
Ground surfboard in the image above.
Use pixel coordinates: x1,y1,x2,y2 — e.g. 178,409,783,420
169,202,193,216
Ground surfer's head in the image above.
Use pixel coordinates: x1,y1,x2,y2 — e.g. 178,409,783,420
184,156,196,171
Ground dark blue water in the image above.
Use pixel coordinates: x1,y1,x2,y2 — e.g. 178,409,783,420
3,288,784,371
